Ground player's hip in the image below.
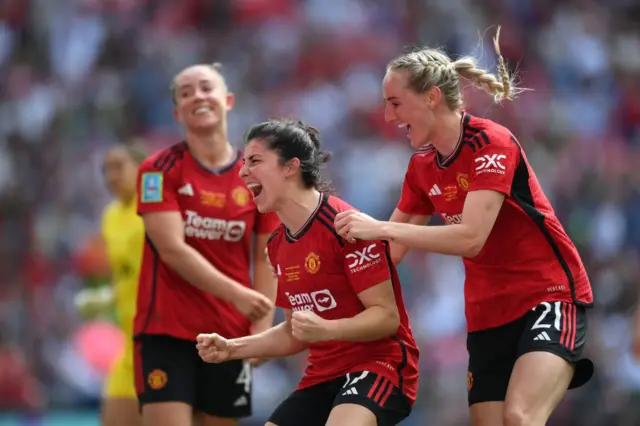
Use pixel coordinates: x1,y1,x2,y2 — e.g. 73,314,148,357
465,291,592,332
133,294,251,339
302,360,418,404
133,317,251,342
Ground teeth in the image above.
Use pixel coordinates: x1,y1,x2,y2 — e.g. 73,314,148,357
194,106,212,114
398,123,408,128
247,183,261,190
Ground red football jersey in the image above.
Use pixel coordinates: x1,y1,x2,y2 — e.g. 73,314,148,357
135,142,280,341
398,112,593,332
267,194,420,404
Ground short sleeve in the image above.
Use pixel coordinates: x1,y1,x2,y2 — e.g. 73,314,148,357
343,240,392,294
255,211,280,235
397,158,435,216
136,161,180,215
468,132,519,195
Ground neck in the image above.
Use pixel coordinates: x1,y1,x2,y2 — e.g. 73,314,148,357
277,189,322,235
185,128,234,169
430,110,463,157
119,192,135,206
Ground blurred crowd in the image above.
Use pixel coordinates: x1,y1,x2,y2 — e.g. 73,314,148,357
1,0,640,424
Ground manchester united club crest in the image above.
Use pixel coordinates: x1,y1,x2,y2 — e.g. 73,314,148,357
467,371,473,392
304,252,321,274
148,369,168,390
457,173,470,191
232,186,250,207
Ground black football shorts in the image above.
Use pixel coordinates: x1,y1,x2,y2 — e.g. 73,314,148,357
134,334,251,418
466,301,594,406
268,370,412,426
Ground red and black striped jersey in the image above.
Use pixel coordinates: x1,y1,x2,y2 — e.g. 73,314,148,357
398,112,593,332
135,142,280,341
267,194,420,404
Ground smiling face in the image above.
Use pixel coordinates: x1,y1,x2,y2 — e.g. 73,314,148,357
382,69,440,149
172,65,234,132
239,139,300,213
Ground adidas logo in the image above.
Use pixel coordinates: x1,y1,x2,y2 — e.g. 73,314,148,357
342,387,358,396
429,184,442,196
233,395,248,407
533,331,551,341
178,183,194,196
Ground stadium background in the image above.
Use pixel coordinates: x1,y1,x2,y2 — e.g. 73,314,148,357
1,0,640,424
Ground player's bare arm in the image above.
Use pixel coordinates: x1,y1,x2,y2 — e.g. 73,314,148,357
251,233,277,331
143,211,273,321
249,233,278,366
336,190,505,258
319,279,400,342
197,309,307,363
387,208,431,265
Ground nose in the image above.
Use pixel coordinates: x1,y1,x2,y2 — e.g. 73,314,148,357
384,105,396,124
238,162,249,179
193,88,206,101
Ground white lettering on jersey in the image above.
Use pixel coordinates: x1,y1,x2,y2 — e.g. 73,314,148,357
286,289,337,312
474,154,507,175
442,213,463,225
346,243,382,272
184,210,246,242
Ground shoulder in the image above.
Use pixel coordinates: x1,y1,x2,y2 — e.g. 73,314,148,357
406,144,436,176
267,223,285,250
464,114,516,150
410,144,436,162
325,195,357,214
139,142,189,175
102,200,120,223
314,195,349,247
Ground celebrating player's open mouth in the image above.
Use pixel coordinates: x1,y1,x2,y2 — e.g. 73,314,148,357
246,182,263,202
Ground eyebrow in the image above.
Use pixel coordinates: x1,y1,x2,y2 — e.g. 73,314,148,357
385,96,399,101
177,80,215,90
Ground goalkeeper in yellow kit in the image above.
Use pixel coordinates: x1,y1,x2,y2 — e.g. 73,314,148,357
76,143,147,426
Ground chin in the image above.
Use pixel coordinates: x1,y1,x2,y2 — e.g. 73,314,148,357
410,138,426,149
189,118,220,131
255,199,275,214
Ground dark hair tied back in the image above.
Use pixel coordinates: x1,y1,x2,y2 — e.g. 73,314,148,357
244,119,332,192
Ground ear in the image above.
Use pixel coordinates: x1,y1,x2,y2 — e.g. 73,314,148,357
226,92,235,111
426,86,442,108
173,106,182,124
284,157,301,178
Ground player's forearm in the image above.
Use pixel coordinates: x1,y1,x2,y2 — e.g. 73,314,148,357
327,306,400,342
380,222,483,258
160,244,244,302
251,259,277,334
230,322,306,359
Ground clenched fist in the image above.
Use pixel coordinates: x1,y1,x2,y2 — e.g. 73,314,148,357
196,333,234,363
291,310,332,343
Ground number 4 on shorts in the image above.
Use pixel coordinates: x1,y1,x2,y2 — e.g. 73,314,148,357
236,362,252,393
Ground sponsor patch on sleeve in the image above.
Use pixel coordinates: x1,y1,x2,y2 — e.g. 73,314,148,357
141,172,163,203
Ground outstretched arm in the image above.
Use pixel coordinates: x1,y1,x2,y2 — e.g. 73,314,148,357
386,208,431,265
336,190,505,258
228,309,307,360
